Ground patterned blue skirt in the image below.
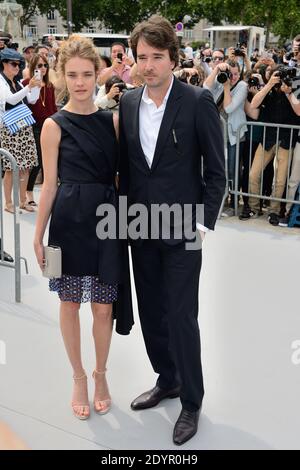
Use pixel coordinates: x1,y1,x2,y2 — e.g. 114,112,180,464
49,275,118,304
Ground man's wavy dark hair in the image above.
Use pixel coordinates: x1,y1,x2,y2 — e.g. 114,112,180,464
130,15,179,68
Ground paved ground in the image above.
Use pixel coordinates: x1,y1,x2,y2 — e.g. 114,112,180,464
1,190,300,450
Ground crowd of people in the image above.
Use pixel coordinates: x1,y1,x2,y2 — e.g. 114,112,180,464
0,30,299,233
0,21,299,447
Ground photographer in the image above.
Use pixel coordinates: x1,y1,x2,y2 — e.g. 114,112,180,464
0,31,18,51
98,42,133,86
286,34,300,68
227,44,251,74
198,47,213,76
247,66,300,225
278,68,300,226
95,75,131,113
204,60,248,215
175,67,203,87
174,58,205,87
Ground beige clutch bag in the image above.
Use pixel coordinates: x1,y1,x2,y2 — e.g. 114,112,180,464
43,245,62,279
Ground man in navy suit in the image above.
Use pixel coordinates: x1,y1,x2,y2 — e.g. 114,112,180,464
119,15,225,445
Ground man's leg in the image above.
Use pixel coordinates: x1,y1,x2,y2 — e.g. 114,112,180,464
286,143,300,214
162,241,203,411
131,240,178,389
269,146,290,215
249,144,275,212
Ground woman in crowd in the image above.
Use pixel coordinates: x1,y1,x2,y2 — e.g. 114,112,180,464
34,35,133,420
0,48,41,213
23,52,57,207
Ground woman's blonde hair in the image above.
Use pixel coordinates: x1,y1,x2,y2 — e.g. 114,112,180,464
56,34,100,103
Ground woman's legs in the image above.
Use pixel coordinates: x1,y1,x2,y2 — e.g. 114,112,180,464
91,302,113,412
60,301,89,418
3,170,13,209
19,170,35,212
27,125,42,202
19,170,31,206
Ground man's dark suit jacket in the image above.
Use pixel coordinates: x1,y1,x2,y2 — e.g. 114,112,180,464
119,77,226,240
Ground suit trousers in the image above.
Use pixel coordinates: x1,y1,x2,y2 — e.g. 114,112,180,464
286,142,300,213
131,238,204,411
249,144,290,213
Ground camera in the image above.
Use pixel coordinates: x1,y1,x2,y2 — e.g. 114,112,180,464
285,51,294,61
189,74,200,86
114,82,127,92
248,76,260,88
178,70,200,86
277,66,297,86
105,76,128,103
181,59,194,68
234,43,244,57
217,69,232,83
202,56,212,63
117,52,123,62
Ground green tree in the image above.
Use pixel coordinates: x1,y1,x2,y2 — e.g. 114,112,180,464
19,0,201,35
19,0,299,43
190,0,300,43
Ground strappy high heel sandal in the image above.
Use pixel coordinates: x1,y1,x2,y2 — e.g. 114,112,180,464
4,203,22,214
71,373,90,420
92,369,112,415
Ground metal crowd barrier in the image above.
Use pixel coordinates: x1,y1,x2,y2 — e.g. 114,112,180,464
218,116,229,218
0,148,28,302
229,122,300,216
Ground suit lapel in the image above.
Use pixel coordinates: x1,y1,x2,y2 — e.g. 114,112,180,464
150,78,183,171
131,86,150,172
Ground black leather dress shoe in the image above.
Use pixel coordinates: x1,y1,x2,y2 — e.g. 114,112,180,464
131,385,180,410
173,408,200,445
2,251,14,263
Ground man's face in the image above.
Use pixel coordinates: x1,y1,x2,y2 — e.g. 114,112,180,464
293,41,300,62
24,48,34,62
111,44,125,62
136,39,174,90
39,48,49,58
211,51,224,70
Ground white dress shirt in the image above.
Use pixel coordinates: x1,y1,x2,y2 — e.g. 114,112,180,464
139,76,174,168
139,76,208,234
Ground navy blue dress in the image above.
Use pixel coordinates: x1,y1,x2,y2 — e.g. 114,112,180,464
48,109,133,334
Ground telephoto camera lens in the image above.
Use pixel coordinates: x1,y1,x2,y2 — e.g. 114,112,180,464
217,70,231,83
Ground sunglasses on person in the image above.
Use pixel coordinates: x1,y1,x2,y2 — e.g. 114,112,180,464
212,57,224,62
7,61,20,68
36,63,49,69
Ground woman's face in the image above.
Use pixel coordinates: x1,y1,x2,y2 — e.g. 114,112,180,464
64,56,97,102
35,57,49,79
230,66,240,86
3,60,20,79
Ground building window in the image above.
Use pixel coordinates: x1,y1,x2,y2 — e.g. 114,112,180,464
184,30,194,40
48,25,57,35
28,25,38,38
47,10,56,20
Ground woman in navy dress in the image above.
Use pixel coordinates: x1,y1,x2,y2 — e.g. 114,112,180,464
34,35,133,420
